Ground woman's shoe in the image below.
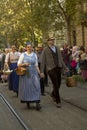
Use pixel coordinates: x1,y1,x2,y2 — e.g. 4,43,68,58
36,103,41,111
16,92,18,97
27,102,30,109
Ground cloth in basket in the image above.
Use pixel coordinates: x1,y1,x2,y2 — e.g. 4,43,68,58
3,69,13,75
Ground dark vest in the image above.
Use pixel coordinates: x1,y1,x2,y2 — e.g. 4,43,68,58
48,46,59,67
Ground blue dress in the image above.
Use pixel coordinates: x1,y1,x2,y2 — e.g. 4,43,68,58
18,52,41,102
9,63,19,92
7,52,20,93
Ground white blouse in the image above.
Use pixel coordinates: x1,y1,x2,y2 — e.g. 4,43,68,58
5,52,21,63
18,52,38,66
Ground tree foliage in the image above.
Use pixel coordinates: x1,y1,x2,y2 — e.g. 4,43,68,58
0,0,86,48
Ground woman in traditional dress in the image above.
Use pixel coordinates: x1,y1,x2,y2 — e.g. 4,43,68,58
5,45,20,96
17,42,41,110
0,49,4,81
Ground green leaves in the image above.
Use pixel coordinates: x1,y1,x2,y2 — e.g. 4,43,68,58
0,0,86,48
72,75,85,83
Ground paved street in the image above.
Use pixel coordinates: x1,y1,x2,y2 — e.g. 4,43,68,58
0,79,87,130
0,96,25,130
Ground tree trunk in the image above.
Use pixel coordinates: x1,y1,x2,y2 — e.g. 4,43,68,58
66,19,72,46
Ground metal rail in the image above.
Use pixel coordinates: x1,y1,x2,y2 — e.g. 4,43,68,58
0,93,30,130
61,98,87,112
46,91,87,112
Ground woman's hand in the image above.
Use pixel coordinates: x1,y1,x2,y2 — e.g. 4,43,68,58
23,63,30,67
25,63,30,66
4,63,9,70
40,73,44,78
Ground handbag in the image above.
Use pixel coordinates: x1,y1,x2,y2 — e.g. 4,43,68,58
15,67,27,76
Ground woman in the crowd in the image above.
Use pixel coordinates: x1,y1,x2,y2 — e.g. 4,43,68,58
0,49,5,81
17,42,41,110
18,45,25,53
79,46,87,81
85,46,87,54
61,44,72,76
5,45,20,96
70,46,79,75
1,49,9,83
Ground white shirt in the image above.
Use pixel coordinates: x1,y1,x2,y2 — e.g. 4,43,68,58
5,52,20,63
18,52,38,66
50,46,56,53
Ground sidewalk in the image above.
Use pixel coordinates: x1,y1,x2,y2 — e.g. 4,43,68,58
45,79,87,112
61,80,87,110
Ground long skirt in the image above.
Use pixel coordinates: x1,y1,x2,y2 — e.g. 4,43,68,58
18,66,41,103
8,63,19,92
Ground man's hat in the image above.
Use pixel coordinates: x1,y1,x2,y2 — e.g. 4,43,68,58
37,44,43,48
47,36,55,41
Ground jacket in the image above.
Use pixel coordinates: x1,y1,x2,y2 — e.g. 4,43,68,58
40,46,66,73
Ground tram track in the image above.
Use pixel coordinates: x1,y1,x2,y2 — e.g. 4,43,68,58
60,80,87,112
62,79,87,91
77,85,87,91
0,93,30,130
61,98,87,112
46,90,87,113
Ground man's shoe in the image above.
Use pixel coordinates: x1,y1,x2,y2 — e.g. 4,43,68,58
56,103,61,108
41,93,45,96
50,94,56,102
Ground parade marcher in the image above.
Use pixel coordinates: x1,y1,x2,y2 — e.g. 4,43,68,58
40,36,68,108
36,44,45,96
19,45,25,53
1,49,9,83
1,48,10,71
0,49,5,81
18,42,41,110
5,45,20,96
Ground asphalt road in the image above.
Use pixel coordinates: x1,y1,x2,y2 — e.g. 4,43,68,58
0,96,25,130
0,80,87,130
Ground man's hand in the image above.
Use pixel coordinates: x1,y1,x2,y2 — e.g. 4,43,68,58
40,73,44,78
65,67,69,72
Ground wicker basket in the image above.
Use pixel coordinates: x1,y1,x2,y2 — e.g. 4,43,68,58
15,67,26,76
65,76,77,87
3,70,13,75
0,70,3,74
